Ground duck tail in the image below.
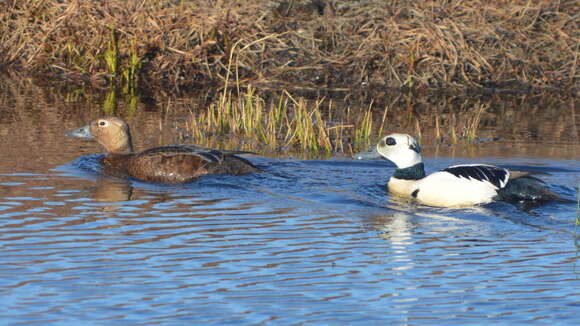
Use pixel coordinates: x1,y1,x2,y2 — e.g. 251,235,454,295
496,176,571,203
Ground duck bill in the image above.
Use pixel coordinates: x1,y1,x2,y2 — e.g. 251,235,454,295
65,125,93,139
354,146,381,160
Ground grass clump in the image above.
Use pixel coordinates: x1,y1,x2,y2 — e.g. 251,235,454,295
185,88,376,157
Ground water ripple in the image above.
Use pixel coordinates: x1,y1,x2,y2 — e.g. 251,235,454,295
0,156,579,325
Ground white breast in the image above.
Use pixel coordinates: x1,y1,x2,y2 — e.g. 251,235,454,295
387,178,417,198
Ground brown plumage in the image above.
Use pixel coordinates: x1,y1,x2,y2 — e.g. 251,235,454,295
66,117,259,183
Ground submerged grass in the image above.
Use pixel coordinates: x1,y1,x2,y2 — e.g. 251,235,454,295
1,0,577,92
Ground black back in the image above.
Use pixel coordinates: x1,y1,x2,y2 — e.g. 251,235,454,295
443,165,509,189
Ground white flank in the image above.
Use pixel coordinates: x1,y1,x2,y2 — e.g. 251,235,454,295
412,171,499,207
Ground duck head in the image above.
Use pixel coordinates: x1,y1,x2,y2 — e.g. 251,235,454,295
356,133,422,169
66,117,134,153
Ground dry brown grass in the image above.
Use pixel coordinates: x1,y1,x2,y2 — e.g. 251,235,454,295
1,0,577,92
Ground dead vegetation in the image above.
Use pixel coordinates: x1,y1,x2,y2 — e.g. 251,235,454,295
1,0,578,92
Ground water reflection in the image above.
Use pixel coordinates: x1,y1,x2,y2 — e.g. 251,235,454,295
0,159,579,324
89,178,133,203
0,78,579,324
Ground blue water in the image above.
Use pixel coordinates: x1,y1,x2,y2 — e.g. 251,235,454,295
0,152,578,325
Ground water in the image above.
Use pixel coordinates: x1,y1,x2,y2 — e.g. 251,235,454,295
0,83,579,325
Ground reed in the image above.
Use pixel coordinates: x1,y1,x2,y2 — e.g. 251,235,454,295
354,106,373,150
103,28,120,83
123,40,142,94
185,85,567,157
103,89,117,116
186,88,377,157
464,102,488,143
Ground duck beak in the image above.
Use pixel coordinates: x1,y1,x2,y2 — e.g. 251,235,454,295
65,124,93,139
354,146,381,160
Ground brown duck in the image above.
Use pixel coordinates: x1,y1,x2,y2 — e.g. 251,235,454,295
66,117,259,183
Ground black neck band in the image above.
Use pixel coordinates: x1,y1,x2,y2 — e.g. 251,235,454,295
393,163,426,180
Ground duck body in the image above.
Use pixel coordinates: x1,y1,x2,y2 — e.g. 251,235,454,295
358,133,563,208
389,164,509,207
66,117,259,184
100,146,258,184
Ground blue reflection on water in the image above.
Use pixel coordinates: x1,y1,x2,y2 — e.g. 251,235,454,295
0,154,578,325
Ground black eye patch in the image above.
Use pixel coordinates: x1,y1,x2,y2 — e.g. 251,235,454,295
385,137,396,146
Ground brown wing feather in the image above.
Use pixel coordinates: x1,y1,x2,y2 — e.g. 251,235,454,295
128,152,209,183
144,144,256,156
102,146,258,184
206,155,260,175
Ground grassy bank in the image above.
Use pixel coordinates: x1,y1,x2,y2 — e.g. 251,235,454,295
1,0,577,92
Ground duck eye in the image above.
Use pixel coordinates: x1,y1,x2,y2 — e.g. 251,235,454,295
385,137,396,146
98,121,106,126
